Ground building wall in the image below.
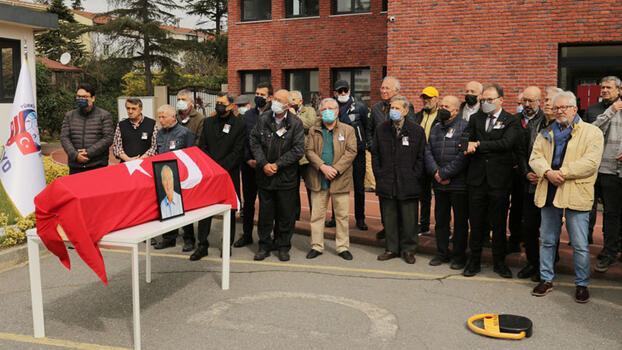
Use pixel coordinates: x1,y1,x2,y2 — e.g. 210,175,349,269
228,0,387,103
0,23,37,144
387,0,622,111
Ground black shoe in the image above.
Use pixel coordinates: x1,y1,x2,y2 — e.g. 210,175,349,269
182,241,195,252
189,247,208,261
325,219,336,228
507,241,522,254
575,285,590,303
450,259,466,270
278,250,290,261
338,251,353,260
429,255,450,266
233,236,253,248
356,220,368,231
494,263,513,278
531,272,541,282
463,259,481,277
595,256,615,273
517,264,539,279
254,249,270,261
154,239,176,250
376,229,385,240
306,249,322,259
150,238,157,246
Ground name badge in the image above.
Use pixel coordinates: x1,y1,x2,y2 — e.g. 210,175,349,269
169,141,176,150
348,113,356,122
141,132,148,140
338,133,345,141
402,136,409,146
493,121,504,129
223,124,231,134
445,128,454,138
276,127,287,137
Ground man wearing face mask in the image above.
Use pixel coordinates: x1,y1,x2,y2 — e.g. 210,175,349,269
459,81,483,122
584,76,621,123
234,82,273,248
234,95,252,117
189,92,247,261
372,95,426,264
463,83,520,278
61,83,114,175
414,87,440,236
324,80,369,231
424,95,469,269
249,89,305,261
289,90,316,220
175,89,205,145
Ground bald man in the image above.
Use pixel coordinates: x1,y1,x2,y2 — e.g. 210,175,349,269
459,81,483,121
424,96,470,268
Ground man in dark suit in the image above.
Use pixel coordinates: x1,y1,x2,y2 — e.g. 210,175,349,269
463,83,520,278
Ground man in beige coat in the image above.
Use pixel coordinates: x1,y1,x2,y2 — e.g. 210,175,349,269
304,98,357,260
529,91,603,303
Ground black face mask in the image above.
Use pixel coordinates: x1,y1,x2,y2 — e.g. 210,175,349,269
254,96,267,108
438,108,451,121
423,106,432,113
215,103,228,115
291,104,299,113
465,94,478,107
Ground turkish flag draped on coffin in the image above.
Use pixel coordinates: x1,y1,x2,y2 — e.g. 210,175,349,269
34,147,238,284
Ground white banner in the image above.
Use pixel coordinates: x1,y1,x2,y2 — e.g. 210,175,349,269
0,56,46,217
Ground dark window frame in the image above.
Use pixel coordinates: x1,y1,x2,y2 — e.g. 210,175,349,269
240,0,272,22
332,0,371,15
331,67,371,102
284,69,319,104
285,0,320,18
382,0,388,12
0,38,20,103
240,70,272,95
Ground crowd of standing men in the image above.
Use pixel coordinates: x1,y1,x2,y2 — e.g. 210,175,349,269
60,75,622,304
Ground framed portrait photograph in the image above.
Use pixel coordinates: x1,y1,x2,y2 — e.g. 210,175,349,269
153,159,185,221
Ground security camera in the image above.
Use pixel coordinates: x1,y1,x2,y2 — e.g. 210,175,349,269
388,16,396,23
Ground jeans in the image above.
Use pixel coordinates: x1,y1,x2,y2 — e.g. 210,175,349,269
540,207,590,286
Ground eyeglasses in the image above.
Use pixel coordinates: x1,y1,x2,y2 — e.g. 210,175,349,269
480,97,500,103
336,88,349,94
521,98,539,103
439,104,452,109
553,105,575,112
76,95,91,99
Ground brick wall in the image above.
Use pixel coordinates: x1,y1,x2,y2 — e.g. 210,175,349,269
228,0,387,102
388,0,622,111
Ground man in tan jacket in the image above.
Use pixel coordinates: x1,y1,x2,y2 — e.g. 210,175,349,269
529,91,603,303
304,98,357,260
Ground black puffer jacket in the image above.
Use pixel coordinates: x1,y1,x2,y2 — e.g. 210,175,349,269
60,106,114,170
371,119,426,200
424,117,469,191
249,111,305,190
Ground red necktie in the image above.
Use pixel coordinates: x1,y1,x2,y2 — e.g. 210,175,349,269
521,118,527,128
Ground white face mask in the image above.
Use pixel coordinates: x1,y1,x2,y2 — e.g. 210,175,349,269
238,106,249,115
176,100,189,112
271,100,286,115
481,101,497,114
337,94,350,103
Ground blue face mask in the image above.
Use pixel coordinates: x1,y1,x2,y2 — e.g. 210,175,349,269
389,109,402,122
322,109,336,123
76,98,89,110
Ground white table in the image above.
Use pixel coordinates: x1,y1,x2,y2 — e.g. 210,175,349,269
26,204,232,350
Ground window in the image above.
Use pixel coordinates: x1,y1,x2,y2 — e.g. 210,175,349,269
240,70,271,94
286,0,319,18
0,39,20,103
241,0,271,21
333,0,371,14
332,67,371,103
382,0,387,11
285,69,319,103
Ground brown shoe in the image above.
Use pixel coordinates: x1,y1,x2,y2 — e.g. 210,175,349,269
403,252,416,264
575,286,590,303
531,281,553,297
377,251,399,261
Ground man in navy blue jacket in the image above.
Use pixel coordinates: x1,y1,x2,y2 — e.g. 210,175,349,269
424,96,469,269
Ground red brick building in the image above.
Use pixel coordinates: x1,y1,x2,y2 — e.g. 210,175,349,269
228,0,622,111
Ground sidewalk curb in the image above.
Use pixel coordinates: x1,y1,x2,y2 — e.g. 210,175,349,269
0,243,49,272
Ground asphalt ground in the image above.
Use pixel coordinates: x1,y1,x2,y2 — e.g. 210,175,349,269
1,220,621,350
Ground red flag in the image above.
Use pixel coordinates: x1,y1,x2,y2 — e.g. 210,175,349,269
34,147,237,284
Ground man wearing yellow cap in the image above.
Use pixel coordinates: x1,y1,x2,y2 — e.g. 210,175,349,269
414,86,440,235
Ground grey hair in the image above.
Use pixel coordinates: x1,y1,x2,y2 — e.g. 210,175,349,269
290,90,302,100
177,89,193,100
319,98,339,110
126,97,143,108
601,76,622,88
390,95,410,109
157,104,176,116
551,91,577,107
383,76,401,91
467,81,484,94
161,165,173,177
544,86,562,96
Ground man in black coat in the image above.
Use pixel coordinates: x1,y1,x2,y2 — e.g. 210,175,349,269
463,83,520,278
372,95,426,264
584,76,621,123
249,89,305,262
189,92,246,261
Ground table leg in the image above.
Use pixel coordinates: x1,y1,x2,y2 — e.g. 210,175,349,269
222,209,230,290
145,241,151,283
131,245,141,350
27,237,45,338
